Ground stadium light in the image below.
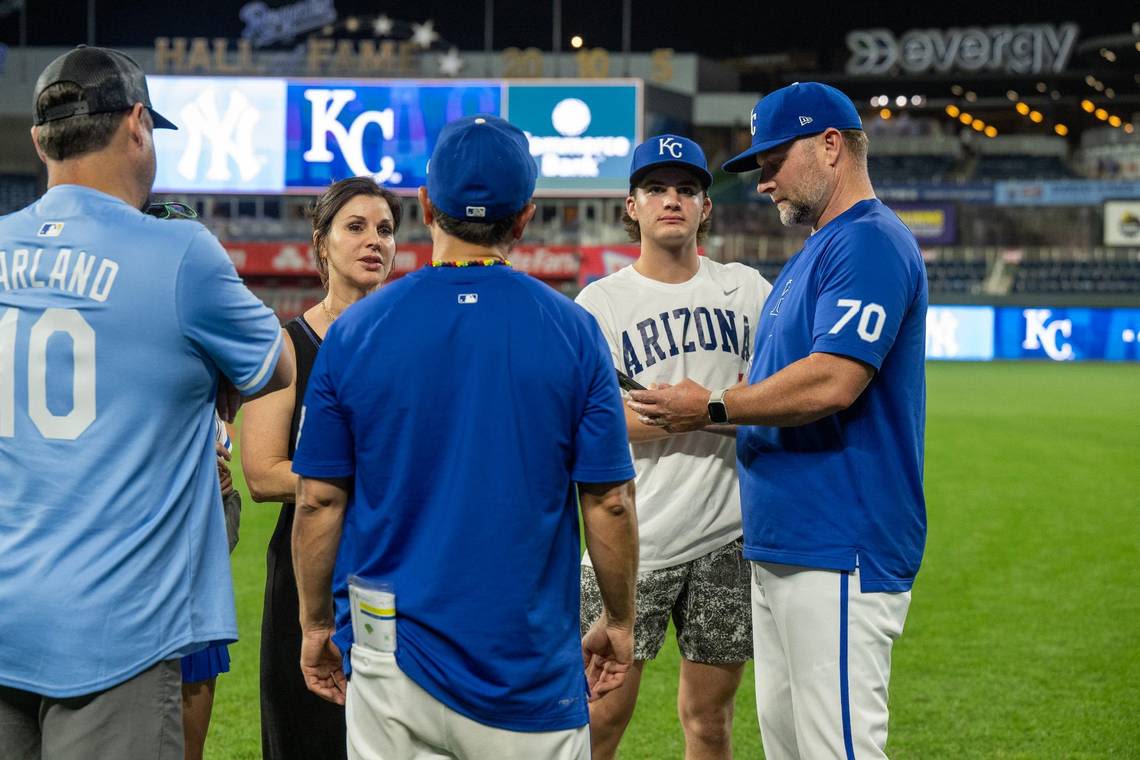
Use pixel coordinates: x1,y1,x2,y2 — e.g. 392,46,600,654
1029,111,1044,123
1108,115,1122,128
946,104,961,117
1095,108,1108,120
951,84,964,96
1105,88,1115,99
1054,124,1069,136
1126,124,1135,134
965,91,977,102
1006,90,1019,101
959,112,972,124
972,120,985,132
895,95,907,107
880,108,892,120
910,95,924,106
1081,99,1095,113
1084,74,1097,87
1093,81,1105,92
1035,82,1047,93
1015,102,1030,116
570,35,584,49
984,125,998,138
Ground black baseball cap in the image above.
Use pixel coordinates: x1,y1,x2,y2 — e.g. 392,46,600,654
33,45,176,130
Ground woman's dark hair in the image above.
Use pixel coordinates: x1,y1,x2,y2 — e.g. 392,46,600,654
309,177,402,287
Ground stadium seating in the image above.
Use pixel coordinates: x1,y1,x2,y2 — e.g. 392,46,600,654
1012,259,1140,294
972,155,1075,181
868,154,960,184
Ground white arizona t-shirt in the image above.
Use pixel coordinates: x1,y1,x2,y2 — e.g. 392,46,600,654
576,257,772,571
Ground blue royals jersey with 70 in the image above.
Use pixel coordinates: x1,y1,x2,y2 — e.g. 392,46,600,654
0,185,282,697
737,199,929,592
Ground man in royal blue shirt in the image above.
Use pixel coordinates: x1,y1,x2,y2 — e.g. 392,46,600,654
291,115,639,759
629,83,928,760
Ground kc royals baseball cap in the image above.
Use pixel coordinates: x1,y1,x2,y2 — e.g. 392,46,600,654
628,134,713,190
721,82,861,173
426,115,537,223
33,45,176,129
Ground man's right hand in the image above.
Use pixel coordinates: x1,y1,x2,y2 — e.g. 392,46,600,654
582,611,634,702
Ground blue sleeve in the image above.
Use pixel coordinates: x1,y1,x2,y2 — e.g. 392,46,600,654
571,315,636,484
292,326,355,478
810,227,920,370
176,229,283,395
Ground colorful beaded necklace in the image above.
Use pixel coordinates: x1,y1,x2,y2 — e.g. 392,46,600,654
431,258,512,268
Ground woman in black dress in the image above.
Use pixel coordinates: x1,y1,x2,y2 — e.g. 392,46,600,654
241,177,401,760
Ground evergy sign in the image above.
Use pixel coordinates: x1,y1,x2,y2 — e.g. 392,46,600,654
846,24,1079,76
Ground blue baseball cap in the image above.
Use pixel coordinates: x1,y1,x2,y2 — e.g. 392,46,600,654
628,134,713,190
427,115,538,223
722,82,863,173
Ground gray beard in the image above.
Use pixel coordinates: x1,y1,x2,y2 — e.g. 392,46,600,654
778,200,816,227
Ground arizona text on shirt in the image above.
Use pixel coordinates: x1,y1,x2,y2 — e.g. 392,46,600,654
0,247,119,302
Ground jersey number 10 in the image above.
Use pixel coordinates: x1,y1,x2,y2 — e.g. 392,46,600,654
0,307,96,440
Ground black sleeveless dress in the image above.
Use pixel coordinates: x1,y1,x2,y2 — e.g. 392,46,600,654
259,316,347,760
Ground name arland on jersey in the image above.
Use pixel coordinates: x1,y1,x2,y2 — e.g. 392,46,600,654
0,246,120,302
621,306,752,377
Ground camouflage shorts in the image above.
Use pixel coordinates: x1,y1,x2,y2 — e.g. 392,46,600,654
580,538,752,663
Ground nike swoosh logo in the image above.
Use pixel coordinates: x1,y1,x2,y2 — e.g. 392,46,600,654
723,285,740,295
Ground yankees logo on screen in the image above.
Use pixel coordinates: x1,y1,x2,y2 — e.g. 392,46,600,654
658,137,683,158
620,307,752,376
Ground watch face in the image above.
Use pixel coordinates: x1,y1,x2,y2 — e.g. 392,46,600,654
708,402,728,424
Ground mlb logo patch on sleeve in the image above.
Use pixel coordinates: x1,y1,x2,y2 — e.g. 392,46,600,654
458,293,479,304
37,222,64,237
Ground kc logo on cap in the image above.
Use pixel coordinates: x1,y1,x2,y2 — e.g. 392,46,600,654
658,137,683,158
722,82,862,174
628,133,712,190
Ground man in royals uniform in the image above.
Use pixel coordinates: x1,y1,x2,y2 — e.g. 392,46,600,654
576,135,770,759
0,46,290,759
628,83,928,760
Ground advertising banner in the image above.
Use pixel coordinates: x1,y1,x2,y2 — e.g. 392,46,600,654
223,241,580,281
994,307,1140,361
1103,200,1140,247
994,180,1140,206
877,184,994,204
285,81,502,190
925,306,994,360
151,77,288,194
889,203,957,245
507,82,640,195
151,76,641,197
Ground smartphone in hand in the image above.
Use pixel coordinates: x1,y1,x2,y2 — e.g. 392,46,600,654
616,369,646,392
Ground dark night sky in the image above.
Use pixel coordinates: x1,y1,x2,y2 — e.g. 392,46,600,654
0,0,1134,60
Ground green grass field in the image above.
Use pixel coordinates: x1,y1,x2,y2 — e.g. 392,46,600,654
206,362,1140,759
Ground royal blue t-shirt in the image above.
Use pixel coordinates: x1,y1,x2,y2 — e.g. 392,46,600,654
292,264,634,732
0,185,282,697
738,199,928,592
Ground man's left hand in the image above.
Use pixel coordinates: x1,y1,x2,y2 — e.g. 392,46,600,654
300,625,346,705
626,378,712,433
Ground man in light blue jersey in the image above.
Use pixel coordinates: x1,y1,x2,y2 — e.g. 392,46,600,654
629,83,927,760
291,115,639,760
0,46,292,760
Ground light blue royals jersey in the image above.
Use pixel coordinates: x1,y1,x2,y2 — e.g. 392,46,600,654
738,199,928,592
0,185,282,697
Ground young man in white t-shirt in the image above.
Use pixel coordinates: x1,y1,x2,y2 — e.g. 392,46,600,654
576,135,772,759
